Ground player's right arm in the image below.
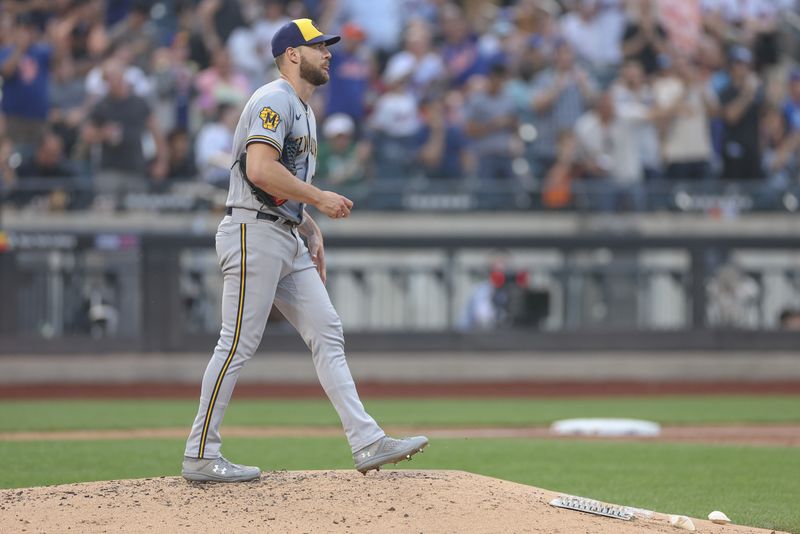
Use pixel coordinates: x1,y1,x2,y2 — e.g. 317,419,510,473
246,143,353,219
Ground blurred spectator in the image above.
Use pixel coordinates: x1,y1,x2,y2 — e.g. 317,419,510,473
368,56,421,179
13,130,80,209
82,61,168,200
317,113,369,185
0,15,58,147
779,308,800,330
610,60,661,179
166,128,197,181
464,63,519,180
621,0,669,76
48,56,89,155
85,45,153,100
761,106,799,189
706,264,760,328
560,0,624,86
719,46,765,180
0,135,18,194
415,96,472,181
385,19,445,98
106,0,159,70
529,41,597,178
194,49,250,119
782,69,800,133
16,130,77,179
574,90,646,210
653,54,717,181
326,22,374,126
252,0,290,57
329,0,404,56
194,103,239,188
150,35,197,133
541,130,578,209
440,3,487,88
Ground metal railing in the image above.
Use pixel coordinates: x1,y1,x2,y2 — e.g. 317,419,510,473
1,229,799,353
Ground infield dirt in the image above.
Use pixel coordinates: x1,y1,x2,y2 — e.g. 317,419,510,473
0,470,787,533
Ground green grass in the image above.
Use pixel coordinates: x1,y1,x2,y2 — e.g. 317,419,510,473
1,437,798,533
1,396,799,532
2,395,800,432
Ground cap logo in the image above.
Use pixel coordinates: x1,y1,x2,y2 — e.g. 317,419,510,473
294,19,323,41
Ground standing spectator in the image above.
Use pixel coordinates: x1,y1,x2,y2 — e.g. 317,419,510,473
560,0,625,86
49,56,89,156
150,34,197,133
781,69,800,134
529,41,597,178
193,49,250,119
85,45,153,100
317,113,370,186
415,96,472,181
610,60,661,179
621,0,670,76
329,0,403,56
384,19,445,98
194,102,239,188
719,46,765,180
440,3,486,88
82,61,168,202
106,0,160,70
464,63,519,180
653,54,717,181
761,106,799,191
368,56,421,180
574,90,646,210
0,16,58,147
326,22,374,126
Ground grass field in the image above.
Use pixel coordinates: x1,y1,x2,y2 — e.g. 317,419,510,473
1,395,799,533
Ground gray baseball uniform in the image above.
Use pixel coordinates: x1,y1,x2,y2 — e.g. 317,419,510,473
184,78,384,460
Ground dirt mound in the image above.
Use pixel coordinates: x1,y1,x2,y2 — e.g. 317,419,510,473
0,470,785,533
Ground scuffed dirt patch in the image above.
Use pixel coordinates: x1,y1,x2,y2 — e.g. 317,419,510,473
0,471,787,533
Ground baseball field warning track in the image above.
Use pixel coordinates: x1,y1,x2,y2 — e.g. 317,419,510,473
0,470,787,534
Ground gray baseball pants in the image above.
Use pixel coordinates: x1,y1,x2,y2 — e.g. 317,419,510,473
185,209,384,459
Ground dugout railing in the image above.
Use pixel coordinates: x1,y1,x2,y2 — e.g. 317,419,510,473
1,229,799,353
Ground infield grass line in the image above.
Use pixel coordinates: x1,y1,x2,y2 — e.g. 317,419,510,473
1,396,800,432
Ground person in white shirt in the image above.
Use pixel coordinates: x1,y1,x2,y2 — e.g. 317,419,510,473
652,54,718,181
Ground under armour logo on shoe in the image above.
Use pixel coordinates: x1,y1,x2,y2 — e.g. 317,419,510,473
212,464,227,475
359,451,371,459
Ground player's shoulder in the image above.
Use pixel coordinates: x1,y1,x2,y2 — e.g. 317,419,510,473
249,79,296,107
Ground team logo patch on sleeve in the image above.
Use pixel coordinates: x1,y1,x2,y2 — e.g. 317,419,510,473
259,107,281,131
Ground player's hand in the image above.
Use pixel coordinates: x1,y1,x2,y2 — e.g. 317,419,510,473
316,191,353,219
307,235,327,284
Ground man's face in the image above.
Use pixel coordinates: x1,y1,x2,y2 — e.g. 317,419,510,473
298,43,331,86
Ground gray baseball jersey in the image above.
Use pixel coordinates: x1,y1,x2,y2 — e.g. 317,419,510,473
227,78,318,223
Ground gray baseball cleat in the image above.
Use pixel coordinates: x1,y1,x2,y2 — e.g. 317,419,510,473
181,456,261,482
353,435,429,474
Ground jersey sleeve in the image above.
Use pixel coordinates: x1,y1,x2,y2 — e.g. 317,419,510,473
245,90,293,154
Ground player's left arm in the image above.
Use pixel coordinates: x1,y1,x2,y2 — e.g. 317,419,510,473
298,210,327,284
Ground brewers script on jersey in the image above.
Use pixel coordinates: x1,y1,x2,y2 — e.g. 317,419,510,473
182,18,427,483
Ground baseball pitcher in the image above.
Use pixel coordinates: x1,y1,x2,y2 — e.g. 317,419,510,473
182,19,428,482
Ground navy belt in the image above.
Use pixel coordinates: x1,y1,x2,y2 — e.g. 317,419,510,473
226,207,299,228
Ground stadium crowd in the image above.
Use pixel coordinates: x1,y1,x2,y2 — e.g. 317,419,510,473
1,0,799,212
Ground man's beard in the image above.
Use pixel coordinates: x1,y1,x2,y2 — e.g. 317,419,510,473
299,56,328,86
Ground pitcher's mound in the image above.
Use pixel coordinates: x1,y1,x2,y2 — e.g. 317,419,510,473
0,470,784,533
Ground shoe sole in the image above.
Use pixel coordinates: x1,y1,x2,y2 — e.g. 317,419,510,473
356,441,428,474
182,471,261,483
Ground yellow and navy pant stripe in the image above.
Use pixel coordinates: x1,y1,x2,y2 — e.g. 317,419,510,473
198,224,247,458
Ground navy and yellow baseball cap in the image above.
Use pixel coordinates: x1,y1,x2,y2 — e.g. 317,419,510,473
271,19,341,58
